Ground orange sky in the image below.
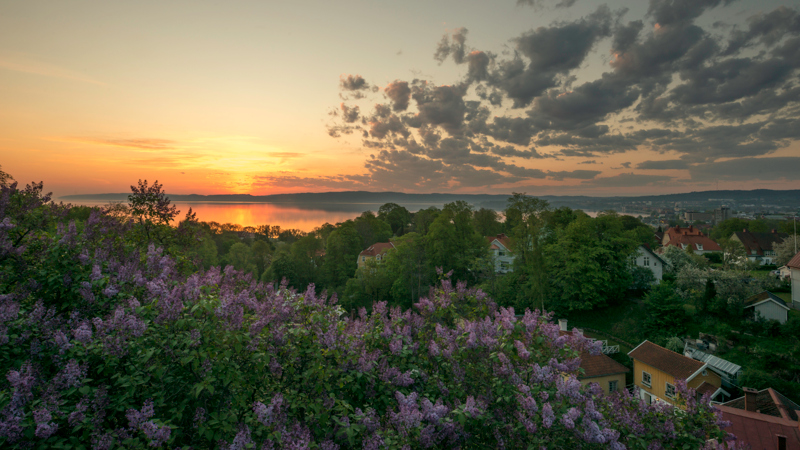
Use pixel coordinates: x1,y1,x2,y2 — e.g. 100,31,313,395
2,0,798,198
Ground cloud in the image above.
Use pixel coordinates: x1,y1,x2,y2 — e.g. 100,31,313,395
620,162,631,168
340,74,370,91
385,81,411,112
434,28,469,64
636,159,689,170
70,137,177,150
688,157,800,181
547,169,600,180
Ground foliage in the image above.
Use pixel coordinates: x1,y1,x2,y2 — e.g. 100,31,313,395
472,208,502,237
0,165,13,188
353,211,392,248
377,203,411,236
425,201,487,283
127,179,180,244
0,182,735,449
775,235,799,266
642,283,687,337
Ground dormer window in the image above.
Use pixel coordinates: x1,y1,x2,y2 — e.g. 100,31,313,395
680,244,687,250
376,254,381,261
696,244,703,251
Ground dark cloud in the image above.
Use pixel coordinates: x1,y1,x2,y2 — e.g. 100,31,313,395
434,28,469,64
636,159,689,170
385,81,411,112
340,74,370,91
688,157,800,181
547,169,600,180
329,3,800,191
620,162,631,168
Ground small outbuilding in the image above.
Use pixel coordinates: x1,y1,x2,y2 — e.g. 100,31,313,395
743,291,790,324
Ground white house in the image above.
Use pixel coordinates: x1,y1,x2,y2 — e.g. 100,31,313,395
486,234,514,273
633,245,665,283
743,291,790,324
789,251,800,310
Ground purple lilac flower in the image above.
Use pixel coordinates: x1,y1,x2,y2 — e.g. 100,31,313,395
542,403,554,429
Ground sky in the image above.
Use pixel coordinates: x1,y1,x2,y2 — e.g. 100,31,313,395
1,0,799,198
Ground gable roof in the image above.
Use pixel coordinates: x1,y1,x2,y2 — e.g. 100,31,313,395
788,250,800,269
558,330,629,378
486,234,512,252
359,242,395,257
638,245,666,266
723,388,800,422
686,349,742,377
743,291,789,310
628,340,706,380
663,226,722,252
732,230,790,256
717,404,800,450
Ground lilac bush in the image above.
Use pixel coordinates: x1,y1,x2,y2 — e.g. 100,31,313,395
0,182,737,448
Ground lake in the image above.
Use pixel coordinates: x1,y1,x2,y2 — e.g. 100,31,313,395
65,200,606,232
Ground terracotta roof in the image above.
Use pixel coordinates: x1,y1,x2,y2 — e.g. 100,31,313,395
663,226,723,252
743,291,788,309
628,340,705,380
724,388,800,421
485,233,512,252
717,404,800,450
788,251,800,269
579,352,630,378
359,242,395,257
695,381,719,397
732,230,790,257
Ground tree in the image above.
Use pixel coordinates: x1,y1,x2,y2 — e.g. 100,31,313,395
643,282,687,336
412,206,440,235
224,242,257,275
378,203,411,236
775,235,799,266
473,208,502,237
426,201,487,282
383,232,432,307
251,239,273,277
128,179,179,243
0,165,14,188
353,211,392,248
322,224,363,289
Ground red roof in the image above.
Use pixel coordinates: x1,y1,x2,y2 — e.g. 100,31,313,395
788,251,800,269
628,340,705,380
486,233,512,252
663,226,722,252
724,388,800,422
717,405,800,450
359,242,395,257
695,381,719,397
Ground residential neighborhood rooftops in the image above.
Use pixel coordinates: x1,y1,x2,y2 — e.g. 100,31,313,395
731,229,789,256
359,242,395,257
724,388,800,422
743,291,789,310
628,340,705,380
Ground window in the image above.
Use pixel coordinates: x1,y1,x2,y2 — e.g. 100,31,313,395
609,380,618,392
498,251,505,256
697,244,703,251
666,382,676,399
702,369,707,376
642,371,651,388
643,257,650,267
362,256,365,262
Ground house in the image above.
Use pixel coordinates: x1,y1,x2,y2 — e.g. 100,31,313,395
730,229,790,265
486,233,514,273
357,242,395,269
684,348,742,389
558,320,629,395
717,387,800,450
743,291,790,324
662,226,722,255
632,245,665,283
628,340,729,406
789,251,800,309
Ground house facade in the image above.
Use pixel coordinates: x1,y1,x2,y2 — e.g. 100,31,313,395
743,291,790,324
356,242,395,269
662,226,722,255
486,233,514,273
730,229,790,265
790,251,800,310
628,341,728,406
632,245,665,283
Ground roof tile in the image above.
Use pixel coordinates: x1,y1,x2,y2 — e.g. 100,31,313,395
628,340,705,380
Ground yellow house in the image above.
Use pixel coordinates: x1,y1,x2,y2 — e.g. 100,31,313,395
628,340,729,406
578,351,630,395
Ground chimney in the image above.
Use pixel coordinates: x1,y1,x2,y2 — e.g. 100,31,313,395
743,387,758,412
558,319,568,332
